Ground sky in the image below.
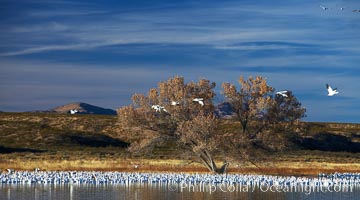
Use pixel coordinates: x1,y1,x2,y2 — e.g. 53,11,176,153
0,0,359,122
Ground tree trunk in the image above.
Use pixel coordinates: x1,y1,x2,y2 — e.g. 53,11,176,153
216,161,229,174
241,120,247,133
196,150,229,174
188,140,228,174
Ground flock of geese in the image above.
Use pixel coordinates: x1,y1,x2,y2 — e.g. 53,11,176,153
320,5,360,12
150,98,204,113
150,84,339,113
65,83,338,115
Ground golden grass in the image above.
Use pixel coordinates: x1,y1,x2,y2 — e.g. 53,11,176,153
1,157,359,176
1,112,360,176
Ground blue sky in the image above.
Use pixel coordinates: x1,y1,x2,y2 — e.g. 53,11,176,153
0,0,359,122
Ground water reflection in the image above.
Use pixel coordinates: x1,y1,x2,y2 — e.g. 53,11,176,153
0,183,359,200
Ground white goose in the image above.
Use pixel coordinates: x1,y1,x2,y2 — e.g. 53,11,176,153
320,5,328,10
276,91,288,98
70,109,78,114
326,84,339,96
151,105,167,112
171,101,180,106
192,98,204,106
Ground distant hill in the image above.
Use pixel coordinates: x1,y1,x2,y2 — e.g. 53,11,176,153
215,102,236,118
48,102,117,115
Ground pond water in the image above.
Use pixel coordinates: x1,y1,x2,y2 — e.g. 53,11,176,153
1,183,359,200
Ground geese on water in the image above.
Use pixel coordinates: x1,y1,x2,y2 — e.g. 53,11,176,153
151,105,167,113
276,91,288,98
70,109,78,114
326,84,339,96
192,98,204,106
1,171,359,185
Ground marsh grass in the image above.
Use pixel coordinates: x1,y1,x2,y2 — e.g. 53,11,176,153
1,156,359,176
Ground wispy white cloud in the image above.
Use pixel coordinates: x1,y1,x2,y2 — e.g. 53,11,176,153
0,44,84,56
28,10,108,17
11,22,69,33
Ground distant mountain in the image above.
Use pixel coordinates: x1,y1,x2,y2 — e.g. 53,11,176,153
48,102,117,115
214,102,236,119
33,102,233,116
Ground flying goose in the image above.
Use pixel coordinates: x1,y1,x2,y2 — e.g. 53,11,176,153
70,109,78,114
320,5,328,10
151,105,167,112
276,91,288,98
326,84,339,96
193,98,204,106
171,101,180,106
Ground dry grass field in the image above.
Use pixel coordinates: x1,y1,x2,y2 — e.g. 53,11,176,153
1,112,359,175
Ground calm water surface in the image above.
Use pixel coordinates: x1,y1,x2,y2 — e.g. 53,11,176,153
1,183,359,200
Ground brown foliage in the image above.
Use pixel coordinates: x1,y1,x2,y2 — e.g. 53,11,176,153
222,75,306,149
222,76,274,135
269,91,306,124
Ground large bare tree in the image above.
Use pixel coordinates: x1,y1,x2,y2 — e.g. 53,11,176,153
118,76,228,173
